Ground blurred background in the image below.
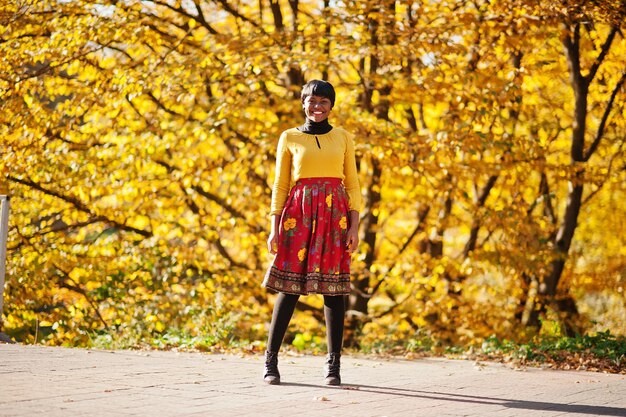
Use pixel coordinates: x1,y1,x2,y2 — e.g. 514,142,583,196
1,0,625,354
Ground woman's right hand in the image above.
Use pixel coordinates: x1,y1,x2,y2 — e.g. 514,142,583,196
268,214,280,255
267,233,278,255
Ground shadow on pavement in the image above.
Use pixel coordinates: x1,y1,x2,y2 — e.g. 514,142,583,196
279,382,626,416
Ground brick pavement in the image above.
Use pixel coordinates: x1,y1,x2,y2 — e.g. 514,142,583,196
1,344,625,417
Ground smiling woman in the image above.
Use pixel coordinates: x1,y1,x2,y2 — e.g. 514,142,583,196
304,96,331,116
303,95,333,125
261,80,362,386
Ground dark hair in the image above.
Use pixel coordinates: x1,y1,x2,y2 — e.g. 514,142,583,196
301,80,335,108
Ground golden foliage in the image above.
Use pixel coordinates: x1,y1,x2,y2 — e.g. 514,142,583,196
1,0,625,349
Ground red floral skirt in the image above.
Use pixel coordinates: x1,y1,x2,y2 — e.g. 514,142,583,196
263,177,351,296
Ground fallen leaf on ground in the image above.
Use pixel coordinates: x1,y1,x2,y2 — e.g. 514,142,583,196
313,396,330,401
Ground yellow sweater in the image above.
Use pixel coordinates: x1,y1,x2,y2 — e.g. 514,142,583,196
270,127,362,216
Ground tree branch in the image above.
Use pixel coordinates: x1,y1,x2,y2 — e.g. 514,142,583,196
586,26,618,84
176,181,254,269
214,0,261,28
146,0,218,34
54,264,110,330
563,22,582,79
147,91,186,117
397,205,430,256
584,71,626,162
463,175,498,256
153,159,254,224
192,0,219,35
583,131,626,206
269,0,284,31
213,237,248,269
7,175,152,237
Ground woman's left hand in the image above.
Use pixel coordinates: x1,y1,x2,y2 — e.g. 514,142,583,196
346,226,359,253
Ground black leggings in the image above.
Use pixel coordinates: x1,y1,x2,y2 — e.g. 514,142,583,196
266,293,344,354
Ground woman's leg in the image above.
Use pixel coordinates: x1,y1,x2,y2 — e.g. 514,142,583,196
267,293,300,352
263,293,300,384
323,295,344,385
323,295,345,353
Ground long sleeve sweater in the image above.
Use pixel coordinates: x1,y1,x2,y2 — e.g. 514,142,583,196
270,127,362,216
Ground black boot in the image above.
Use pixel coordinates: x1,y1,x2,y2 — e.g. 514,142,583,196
324,352,341,386
263,351,280,385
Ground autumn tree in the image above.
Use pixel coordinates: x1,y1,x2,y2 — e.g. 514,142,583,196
1,0,625,349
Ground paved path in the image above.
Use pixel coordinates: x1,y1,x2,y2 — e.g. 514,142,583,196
1,344,625,417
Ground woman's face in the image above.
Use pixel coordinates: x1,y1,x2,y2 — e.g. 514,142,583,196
303,95,332,122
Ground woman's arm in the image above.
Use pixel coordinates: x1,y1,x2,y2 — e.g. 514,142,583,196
346,209,360,253
267,214,281,254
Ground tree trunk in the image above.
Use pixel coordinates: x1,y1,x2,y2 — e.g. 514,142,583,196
345,157,381,347
528,22,588,328
344,3,393,346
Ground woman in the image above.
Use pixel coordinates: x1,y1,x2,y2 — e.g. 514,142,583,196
262,80,361,386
